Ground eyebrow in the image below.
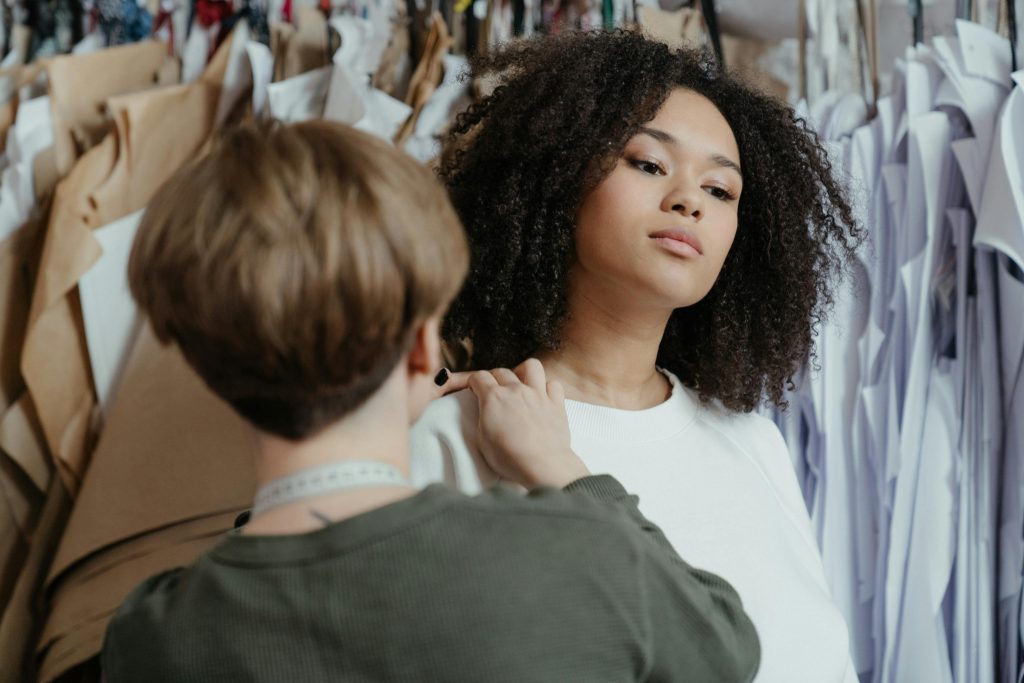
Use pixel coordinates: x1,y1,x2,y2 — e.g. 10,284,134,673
638,126,743,178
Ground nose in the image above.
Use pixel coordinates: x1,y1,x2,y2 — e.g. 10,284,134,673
661,181,704,220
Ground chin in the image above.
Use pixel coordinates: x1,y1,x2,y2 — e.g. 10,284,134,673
670,298,706,311
642,280,712,310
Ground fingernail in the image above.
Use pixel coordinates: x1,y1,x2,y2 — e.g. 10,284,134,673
433,368,449,386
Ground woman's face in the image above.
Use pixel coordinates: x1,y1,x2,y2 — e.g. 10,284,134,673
574,89,743,311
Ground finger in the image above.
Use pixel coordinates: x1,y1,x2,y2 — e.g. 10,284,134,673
438,370,473,396
514,358,546,390
546,380,565,403
467,371,500,396
490,368,520,387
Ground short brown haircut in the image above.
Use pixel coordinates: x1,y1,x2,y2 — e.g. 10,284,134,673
129,120,469,439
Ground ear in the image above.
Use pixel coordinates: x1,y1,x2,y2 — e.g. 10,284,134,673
406,315,442,378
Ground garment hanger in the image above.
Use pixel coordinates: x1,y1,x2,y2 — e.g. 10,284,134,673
869,0,878,107
512,0,525,35
996,0,1018,75
699,0,724,68
856,0,879,115
463,0,478,55
798,0,807,102
1007,0,1018,72
909,0,923,45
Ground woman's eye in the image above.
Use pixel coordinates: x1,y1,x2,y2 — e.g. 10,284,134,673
629,159,664,175
705,186,736,201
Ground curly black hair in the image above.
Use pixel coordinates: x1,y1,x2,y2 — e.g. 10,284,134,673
439,30,861,412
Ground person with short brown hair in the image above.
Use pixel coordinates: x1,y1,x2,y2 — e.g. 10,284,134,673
102,120,760,683
128,120,468,440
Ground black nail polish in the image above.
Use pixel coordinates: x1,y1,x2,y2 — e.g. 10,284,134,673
434,368,449,386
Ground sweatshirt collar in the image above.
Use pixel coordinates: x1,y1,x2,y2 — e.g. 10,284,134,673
564,369,699,443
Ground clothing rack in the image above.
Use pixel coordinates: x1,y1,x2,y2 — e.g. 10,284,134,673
776,13,1024,683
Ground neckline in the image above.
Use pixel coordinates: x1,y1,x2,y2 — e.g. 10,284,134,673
563,369,699,443
213,484,459,565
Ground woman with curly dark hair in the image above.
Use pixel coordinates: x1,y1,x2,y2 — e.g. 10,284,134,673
411,30,861,682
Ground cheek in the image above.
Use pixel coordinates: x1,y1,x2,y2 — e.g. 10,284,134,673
575,187,635,261
707,218,739,267
574,222,627,279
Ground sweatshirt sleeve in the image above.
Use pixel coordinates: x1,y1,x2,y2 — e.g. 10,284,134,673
563,475,760,683
101,568,186,683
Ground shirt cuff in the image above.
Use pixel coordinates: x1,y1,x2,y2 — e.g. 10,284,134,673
562,474,629,501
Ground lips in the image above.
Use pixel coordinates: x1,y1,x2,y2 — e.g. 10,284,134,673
649,228,704,257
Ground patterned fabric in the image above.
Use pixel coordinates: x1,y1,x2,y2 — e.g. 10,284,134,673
98,0,152,45
28,0,80,59
242,0,269,45
194,0,232,26
198,0,271,54
1,2,13,58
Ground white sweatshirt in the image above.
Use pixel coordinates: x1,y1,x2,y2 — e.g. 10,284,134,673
409,369,858,683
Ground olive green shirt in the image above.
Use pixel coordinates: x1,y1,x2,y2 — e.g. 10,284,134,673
102,475,759,682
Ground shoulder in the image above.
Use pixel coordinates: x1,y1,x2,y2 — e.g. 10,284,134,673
110,567,189,623
693,397,817,547
409,390,492,491
460,485,651,558
102,568,190,675
696,398,791,458
412,389,478,436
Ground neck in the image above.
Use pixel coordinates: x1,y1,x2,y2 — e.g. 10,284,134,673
536,282,673,410
243,383,416,535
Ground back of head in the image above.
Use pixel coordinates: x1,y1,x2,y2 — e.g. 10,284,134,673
129,121,469,440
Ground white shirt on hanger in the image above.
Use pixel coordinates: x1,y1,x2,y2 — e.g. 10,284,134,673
973,68,1024,683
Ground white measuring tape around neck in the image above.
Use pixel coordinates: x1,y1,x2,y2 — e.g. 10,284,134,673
251,460,410,516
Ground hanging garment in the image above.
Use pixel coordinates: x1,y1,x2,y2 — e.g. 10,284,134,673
0,85,62,683
912,25,1013,683
814,114,877,677
46,40,172,179
0,95,52,243
972,68,1024,683
246,39,273,116
872,52,965,680
394,11,451,146
882,104,961,683
403,53,470,162
0,93,54,513
76,209,144,416
278,3,331,80
947,205,974,683
635,5,707,50
323,12,413,140
28,0,80,59
212,16,252,126
21,40,177,498
267,63,332,121
860,70,908,683
324,48,412,141
0,222,50,683
784,19,1020,683
97,0,151,46
33,35,253,681
37,326,251,681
